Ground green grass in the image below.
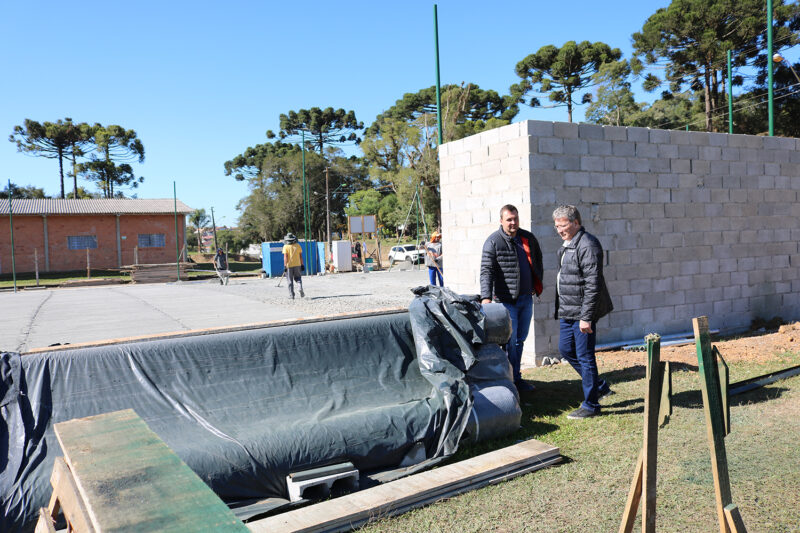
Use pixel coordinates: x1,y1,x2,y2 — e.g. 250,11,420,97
0,269,129,288
0,261,263,287
361,351,800,532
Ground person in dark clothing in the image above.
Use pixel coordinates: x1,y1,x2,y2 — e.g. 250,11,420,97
553,205,614,419
213,248,230,285
480,204,543,393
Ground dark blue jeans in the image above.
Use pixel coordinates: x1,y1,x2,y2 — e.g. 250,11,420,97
501,294,533,383
559,319,610,413
428,266,443,286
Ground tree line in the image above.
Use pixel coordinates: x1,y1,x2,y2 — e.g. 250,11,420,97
9,0,800,250
6,119,144,199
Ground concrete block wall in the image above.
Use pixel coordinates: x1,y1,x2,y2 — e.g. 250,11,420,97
440,120,800,362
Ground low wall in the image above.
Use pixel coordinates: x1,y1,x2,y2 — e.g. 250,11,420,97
439,120,800,361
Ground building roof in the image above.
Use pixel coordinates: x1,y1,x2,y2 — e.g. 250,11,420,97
0,198,194,216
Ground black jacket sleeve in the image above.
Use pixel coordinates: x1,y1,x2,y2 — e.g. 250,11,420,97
480,237,496,301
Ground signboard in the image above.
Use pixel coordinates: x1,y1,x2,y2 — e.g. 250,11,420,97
348,215,376,235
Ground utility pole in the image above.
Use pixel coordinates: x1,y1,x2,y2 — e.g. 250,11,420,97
210,206,218,252
768,0,774,136
325,167,331,251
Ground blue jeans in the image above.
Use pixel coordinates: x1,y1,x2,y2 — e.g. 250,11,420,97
559,319,610,413
428,266,443,286
501,294,533,383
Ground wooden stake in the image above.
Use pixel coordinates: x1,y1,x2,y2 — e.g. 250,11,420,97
642,334,663,533
714,346,730,436
619,450,643,533
724,504,748,533
693,316,734,533
659,361,672,427
86,248,90,279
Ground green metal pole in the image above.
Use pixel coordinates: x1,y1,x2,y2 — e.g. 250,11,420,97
301,130,309,261
768,0,774,136
727,50,733,134
8,180,17,293
174,181,180,282
434,4,443,146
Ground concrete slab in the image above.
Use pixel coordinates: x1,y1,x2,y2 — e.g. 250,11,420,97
1,269,430,352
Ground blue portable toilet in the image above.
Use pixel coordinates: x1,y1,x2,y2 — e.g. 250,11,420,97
261,242,286,277
263,240,322,277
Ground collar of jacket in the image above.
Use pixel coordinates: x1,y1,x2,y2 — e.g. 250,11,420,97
561,227,585,249
499,226,518,243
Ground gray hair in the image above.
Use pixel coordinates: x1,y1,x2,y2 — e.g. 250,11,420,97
552,205,582,225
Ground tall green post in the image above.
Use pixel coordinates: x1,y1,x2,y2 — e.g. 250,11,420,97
727,50,733,134
173,181,180,282
301,130,309,261
434,4,443,146
768,0,774,136
8,180,17,293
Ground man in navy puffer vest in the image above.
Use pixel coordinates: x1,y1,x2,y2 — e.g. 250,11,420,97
480,204,543,394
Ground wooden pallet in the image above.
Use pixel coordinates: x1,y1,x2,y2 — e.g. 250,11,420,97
247,438,560,533
36,409,247,532
126,263,191,283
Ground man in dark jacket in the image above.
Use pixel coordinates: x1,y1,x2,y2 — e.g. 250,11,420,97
553,205,614,419
480,204,543,393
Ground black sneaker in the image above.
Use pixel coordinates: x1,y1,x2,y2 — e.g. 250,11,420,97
598,389,615,402
567,407,599,419
515,380,536,393
300,289,305,298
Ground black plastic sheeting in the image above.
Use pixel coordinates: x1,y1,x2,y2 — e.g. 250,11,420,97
1,286,519,532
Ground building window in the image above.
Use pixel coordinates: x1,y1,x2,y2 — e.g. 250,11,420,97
138,233,166,248
67,235,97,250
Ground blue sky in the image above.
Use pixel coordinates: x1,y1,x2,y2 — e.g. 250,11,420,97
1,1,794,226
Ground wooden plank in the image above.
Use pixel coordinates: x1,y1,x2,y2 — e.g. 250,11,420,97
693,316,733,533
35,508,57,533
658,361,672,428
618,450,643,533
24,307,408,354
714,347,730,436
55,409,247,532
724,504,748,533
48,456,95,533
248,438,560,533
642,335,663,533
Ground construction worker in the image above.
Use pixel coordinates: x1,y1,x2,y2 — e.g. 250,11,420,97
282,233,305,299
213,248,230,285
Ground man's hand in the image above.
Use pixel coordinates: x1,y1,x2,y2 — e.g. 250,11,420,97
579,320,593,334
481,298,491,304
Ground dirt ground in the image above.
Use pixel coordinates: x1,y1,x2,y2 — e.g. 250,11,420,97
597,321,800,367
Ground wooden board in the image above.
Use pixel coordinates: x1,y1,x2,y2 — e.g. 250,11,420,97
54,409,247,532
247,438,560,533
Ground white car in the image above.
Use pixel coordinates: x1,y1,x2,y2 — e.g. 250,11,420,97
388,244,422,264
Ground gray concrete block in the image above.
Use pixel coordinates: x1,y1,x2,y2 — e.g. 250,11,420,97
612,141,635,157
589,172,613,188
627,127,650,142
523,120,554,137
581,154,606,171
707,132,729,147
635,143,658,158
658,144,679,159
678,145,699,159
605,188,628,203
649,158,672,172
627,158,651,172
578,122,604,139
588,140,612,155
555,155,580,171
605,157,627,172
669,130,692,145
530,154,555,170
628,188,650,203
649,129,670,144
721,147,740,161
539,137,564,154
671,159,691,174
613,173,635,187
554,121,579,138
603,126,627,141
564,138,589,155
564,172,589,187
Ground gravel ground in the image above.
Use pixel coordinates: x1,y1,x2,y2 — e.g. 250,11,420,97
1,268,433,352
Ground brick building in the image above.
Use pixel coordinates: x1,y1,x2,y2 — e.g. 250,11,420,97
0,199,193,274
